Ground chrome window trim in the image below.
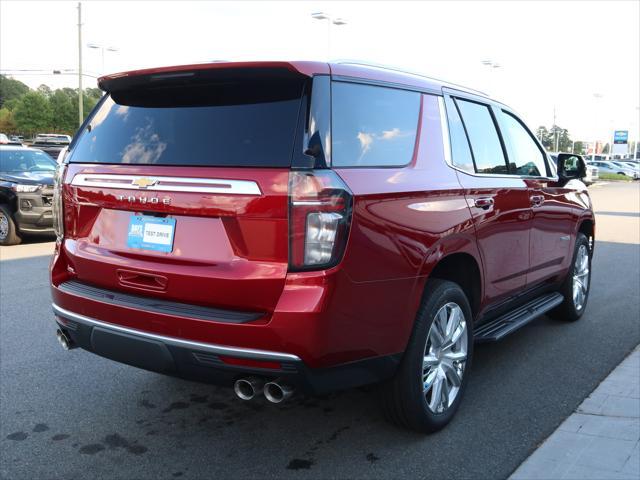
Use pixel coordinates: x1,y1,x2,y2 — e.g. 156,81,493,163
437,95,559,182
70,173,262,195
52,303,301,363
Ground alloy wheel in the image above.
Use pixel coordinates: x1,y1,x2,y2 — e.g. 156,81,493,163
0,212,8,241
572,244,590,310
422,302,468,414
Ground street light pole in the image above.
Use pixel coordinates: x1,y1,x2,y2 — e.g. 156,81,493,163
480,60,501,95
77,2,83,127
592,93,603,162
553,106,559,152
311,12,347,60
87,43,119,74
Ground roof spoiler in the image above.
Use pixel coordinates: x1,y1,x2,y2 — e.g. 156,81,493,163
98,61,328,93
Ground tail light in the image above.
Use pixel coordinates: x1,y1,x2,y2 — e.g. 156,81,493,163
52,148,67,240
289,170,353,271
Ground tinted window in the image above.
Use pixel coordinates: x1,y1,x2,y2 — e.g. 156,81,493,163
332,82,420,167
0,149,57,172
444,96,474,173
455,99,507,174
500,111,547,176
69,79,305,167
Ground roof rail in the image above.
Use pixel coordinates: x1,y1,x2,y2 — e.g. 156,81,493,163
332,59,488,97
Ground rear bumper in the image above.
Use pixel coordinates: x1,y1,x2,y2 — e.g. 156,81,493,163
53,303,400,394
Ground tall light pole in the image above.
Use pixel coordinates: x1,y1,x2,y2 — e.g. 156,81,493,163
633,106,640,160
591,93,604,161
77,2,83,126
553,106,559,152
87,43,118,74
480,60,501,95
311,12,347,60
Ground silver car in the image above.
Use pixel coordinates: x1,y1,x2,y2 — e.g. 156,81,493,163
589,161,639,179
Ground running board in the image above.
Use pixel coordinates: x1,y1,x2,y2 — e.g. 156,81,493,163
474,292,564,343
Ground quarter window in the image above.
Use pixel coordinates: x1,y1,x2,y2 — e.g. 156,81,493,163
331,82,421,167
454,99,508,174
500,111,548,176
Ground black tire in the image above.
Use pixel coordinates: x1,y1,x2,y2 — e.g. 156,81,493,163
381,279,473,433
0,204,21,246
550,233,591,322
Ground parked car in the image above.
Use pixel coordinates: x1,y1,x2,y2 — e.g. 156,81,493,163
588,160,640,179
613,161,640,173
50,61,595,433
550,153,598,185
0,146,57,245
0,133,9,144
31,134,71,159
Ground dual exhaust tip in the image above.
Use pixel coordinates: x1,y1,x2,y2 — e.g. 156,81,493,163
56,329,75,350
234,377,294,403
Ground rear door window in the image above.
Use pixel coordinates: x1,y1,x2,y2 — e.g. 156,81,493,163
499,111,549,177
69,79,305,167
444,96,475,173
331,82,420,167
454,98,508,174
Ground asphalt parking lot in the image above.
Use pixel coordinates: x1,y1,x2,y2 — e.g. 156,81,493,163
1,181,639,480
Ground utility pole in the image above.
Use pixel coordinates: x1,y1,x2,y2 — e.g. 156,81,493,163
553,106,559,152
77,2,83,127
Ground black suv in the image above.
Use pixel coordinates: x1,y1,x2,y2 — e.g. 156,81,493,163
30,134,71,159
0,146,57,245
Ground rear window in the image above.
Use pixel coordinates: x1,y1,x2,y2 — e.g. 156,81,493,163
69,79,305,167
331,82,420,167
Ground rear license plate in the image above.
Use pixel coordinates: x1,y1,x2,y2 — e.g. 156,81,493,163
127,215,176,253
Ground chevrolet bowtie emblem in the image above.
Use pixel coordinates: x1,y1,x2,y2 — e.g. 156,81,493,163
131,177,157,189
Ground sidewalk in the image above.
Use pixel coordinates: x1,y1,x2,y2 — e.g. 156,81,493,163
511,346,640,480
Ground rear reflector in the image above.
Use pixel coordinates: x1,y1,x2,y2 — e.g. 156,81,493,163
218,356,282,370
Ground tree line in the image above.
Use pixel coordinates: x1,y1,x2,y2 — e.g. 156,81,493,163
534,125,587,154
0,75,102,137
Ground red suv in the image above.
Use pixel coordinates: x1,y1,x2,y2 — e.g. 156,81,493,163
50,61,594,432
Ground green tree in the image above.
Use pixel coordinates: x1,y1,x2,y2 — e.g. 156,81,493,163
602,143,610,154
3,98,20,112
548,125,572,152
49,90,76,133
13,91,52,135
86,87,103,100
37,84,52,97
68,92,98,125
535,126,553,150
573,141,584,155
0,75,30,108
0,107,17,133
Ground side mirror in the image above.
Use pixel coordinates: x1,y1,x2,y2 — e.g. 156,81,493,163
557,153,586,182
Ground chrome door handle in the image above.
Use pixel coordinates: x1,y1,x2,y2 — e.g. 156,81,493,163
530,195,544,207
474,197,494,209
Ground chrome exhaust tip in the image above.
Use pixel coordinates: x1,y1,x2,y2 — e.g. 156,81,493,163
234,377,264,401
56,329,75,350
264,380,294,404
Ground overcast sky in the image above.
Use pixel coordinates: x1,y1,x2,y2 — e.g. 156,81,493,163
1,0,638,142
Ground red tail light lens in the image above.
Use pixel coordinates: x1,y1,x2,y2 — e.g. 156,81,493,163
289,170,353,271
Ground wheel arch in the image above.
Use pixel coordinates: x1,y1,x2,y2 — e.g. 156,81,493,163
412,233,484,325
0,189,17,210
577,216,595,250
426,252,482,320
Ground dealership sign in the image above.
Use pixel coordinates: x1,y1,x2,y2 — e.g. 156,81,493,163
612,130,629,155
614,130,628,144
